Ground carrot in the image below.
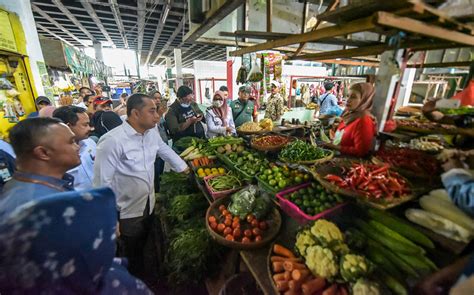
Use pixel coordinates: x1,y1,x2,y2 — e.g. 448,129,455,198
273,261,284,273
203,157,209,166
200,157,205,166
276,280,289,292
338,286,349,295
288,279,303,291
273,273,286,281
284,271,292,280
274,244,296,258
193,158,199,167
292,269,310,281
301,277,326,295
283,261,307,272
322,284,337,295
271,256,303,263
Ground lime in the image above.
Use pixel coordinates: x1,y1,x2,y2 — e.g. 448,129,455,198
294,176,302,183
303,200,310,207
269,179,277,186
278,180,287,188
272,166,280,173
265,169,272,175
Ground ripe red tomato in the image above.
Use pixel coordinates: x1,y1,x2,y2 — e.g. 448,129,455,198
217,223,225,232
210,222,217,230
208,216,217,224
244,229,252,238
224,219,232,227
251,219,259,228
233,228,241,238
241,237,251,243
224,227,232,235
254,235,262,242
252,228,261,236
219,205,226,212
225,234,234,241
246,214,255,223
232,221,240,229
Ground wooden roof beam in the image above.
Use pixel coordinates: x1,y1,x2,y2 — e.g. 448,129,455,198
318,59,379,67
229,14,376,56
407,61,472,68
109,0,129,48
32,4,88,46
37,23,74,46
152,17,185,65
375,12,474,47
185,0,244,42
137,0,146,62
144,0,171,66
81,1,115,46
50,0,95,42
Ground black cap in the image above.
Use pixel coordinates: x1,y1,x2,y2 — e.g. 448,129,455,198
35,96,51,105
177,86,193,99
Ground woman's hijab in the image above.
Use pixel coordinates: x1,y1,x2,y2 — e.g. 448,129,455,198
0,188,152,294
211,90,228,126
342,82,375,125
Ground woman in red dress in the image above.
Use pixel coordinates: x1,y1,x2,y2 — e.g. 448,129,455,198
324,83,377,157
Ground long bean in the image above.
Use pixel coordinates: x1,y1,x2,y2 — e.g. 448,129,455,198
208,175,241,191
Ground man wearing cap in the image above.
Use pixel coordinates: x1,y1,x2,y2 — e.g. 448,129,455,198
93,97,113,113
318,82,342,116
165,85,205,142
230,85,257,128
27,96,52,118
264,81,284,121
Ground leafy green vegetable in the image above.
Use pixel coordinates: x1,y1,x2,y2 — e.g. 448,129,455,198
279,139,328,162
173,136,202,151
227,186,271,219
439,106,474,116
160,172,196,197
168,194,208,222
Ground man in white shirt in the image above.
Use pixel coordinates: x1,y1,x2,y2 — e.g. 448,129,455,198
93,93,188,277
53,106,96,191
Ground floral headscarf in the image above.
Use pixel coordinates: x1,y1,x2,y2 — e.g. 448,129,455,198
0,187,152,295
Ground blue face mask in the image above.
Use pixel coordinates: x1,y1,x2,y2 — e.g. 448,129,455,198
180,103,190,108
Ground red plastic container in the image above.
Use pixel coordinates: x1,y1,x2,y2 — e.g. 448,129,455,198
275,183,348,225
204,174,243,200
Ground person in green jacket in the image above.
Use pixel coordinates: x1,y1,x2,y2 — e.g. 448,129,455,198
230,85,257,128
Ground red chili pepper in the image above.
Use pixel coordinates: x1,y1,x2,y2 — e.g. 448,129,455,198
372,164,390,175
325,174,344,183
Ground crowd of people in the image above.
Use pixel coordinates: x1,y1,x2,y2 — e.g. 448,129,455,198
0,79,473,293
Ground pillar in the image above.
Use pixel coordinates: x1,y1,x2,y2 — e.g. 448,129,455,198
373,50,404,133
174,48,183,88
226,47,234,99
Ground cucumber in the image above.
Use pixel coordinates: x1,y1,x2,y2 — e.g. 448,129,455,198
366,245,404,281
354,219,421,255
368,220,426,254
366,239,419,278
397,253,438,274
367,208,435,249
380,271,408,295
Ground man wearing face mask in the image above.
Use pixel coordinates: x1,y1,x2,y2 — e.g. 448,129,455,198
165,85,205,142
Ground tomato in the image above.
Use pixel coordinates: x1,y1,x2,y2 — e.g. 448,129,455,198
254,235,262,242
252,228,262,236
222,210,230,216
259,221,268,230
232,228,241,238
233,216,240,223
219,205,226,212
224,227,232,235
224,219,232,227
210,222,218,230
208,216,217,224
217,223,226,232
246,214,255,223
241,237,251,243
225,234,234,241
251,219,259,228
232,221,240,229
244,229,253,238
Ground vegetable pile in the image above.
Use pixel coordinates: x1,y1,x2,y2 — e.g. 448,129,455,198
226,149,270,177
374,147,440,175
345,208,438,294
238,121,263,132
208,187,272,244
270,244,348,295
279,139,329,162
258,163,312,192
207,174,242,192
282,182,343,216
405,189,474,243
252,134,290,147
439,106,474,116
325,163,411,200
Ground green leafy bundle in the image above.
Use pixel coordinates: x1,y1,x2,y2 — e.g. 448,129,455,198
279,139,328,162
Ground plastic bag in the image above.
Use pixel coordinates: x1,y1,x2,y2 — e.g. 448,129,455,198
247,58,263,82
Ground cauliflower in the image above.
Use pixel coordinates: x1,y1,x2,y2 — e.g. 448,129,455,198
331,241,350,255
310,219,344,246
340,254,370,282
352,279,380,295
305,245,338,279
295,229,316,256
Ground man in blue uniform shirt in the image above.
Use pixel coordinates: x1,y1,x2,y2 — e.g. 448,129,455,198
53,106,96,190
0,118,80,212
